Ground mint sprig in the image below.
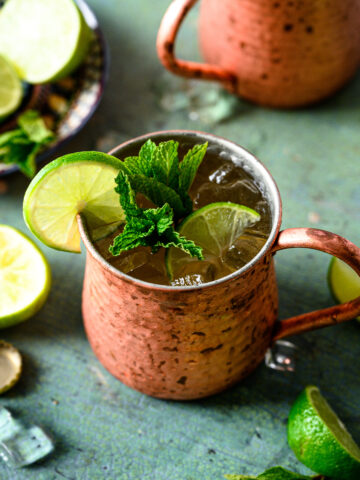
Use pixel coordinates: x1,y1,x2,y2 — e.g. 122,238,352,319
117,139,207,220
0,110,54,177
225,467,323,480
109,171,203,259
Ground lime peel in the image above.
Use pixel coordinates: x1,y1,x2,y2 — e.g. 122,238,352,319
0,0,92,84
166,201,260,283
328,257,360,321
23,152,124,253
288,385,360,480
0,225,51,328
0,55,22,120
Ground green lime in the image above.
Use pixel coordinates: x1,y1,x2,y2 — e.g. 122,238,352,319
288,385,360,480
0,0,92,84
328,257,360,321
0,55,22,120
0,224,51,328
166,202,260,283
23,152,124,253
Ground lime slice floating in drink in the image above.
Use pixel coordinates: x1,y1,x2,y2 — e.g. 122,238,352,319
0,55,22,120
288,385,360,480
0,0,92,84
166,202,260,284
328,257,360,321
0,225,51,328
23,152,124,253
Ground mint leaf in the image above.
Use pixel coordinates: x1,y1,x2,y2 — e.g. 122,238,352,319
257,467,314,480
151,140,179,190
225,467,318,480
139,138,156,175
110,172,203,259
149,203,173,234
117,139,208,220
155,227,203,259
179,142,208,196
0,129,23,147
109,222,154,254
18,110,54,144
128,174,187,219
224,476,256,480
118,156,147,176
118,139,156,177
0,135,40,177
114,170,142,220
0,110,54,177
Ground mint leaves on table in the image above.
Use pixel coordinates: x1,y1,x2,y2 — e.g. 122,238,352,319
117,139,207,220
109,170,203,259
225,466,323,480
0,110,54,177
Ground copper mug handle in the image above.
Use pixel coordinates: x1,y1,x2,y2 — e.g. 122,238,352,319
156,0,236,89
271,228,360,342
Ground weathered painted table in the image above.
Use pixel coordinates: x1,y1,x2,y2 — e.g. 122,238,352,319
0,1,359,478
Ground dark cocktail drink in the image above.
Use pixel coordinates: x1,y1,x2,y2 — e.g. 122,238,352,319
94,146,271,286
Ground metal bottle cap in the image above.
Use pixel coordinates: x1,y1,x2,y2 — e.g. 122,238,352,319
0,341,22,394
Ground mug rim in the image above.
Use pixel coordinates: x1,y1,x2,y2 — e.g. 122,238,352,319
78,130,283,291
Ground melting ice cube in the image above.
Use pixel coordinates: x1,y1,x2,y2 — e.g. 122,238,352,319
0,408,54,468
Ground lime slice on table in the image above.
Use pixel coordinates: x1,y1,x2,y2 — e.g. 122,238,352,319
0,225,51,328
328,257,360,321
0,0,92,84
0,55,22,120
166,202,260,285
23,152,124,253
288,385,360,480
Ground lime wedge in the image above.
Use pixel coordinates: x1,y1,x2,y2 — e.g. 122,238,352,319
23,152,124,253
166,202,260,284
0,0,92,84
288,385,360,480
328,257,360,321
0,55,22,120
0,225,51,328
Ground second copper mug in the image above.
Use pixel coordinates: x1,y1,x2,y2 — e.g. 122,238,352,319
157,0,360,108
79,131,360,400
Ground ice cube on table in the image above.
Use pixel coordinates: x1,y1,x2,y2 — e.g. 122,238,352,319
265,341,298,372
0,407,54,468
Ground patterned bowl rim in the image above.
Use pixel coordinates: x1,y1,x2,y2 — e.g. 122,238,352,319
0,0,109,177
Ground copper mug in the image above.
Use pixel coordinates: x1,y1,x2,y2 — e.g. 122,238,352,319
79,131,360,400
157,0,360,108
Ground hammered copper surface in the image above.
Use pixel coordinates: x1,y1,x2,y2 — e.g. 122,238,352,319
80,129,360,400
82,251,278,400
81,223,360,400
157,0,360,107
272,228,360,340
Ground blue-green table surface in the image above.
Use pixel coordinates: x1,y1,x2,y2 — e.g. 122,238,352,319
1,1,360,479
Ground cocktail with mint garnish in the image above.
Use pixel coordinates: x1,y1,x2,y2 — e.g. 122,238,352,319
93,138,271,286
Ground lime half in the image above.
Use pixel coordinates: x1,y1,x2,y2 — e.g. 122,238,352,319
0,0,92,84
166,202,260,284
0,225,51,328
23,152,124,253
288,385,360,480
328,257,360,321
0,55,22,120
